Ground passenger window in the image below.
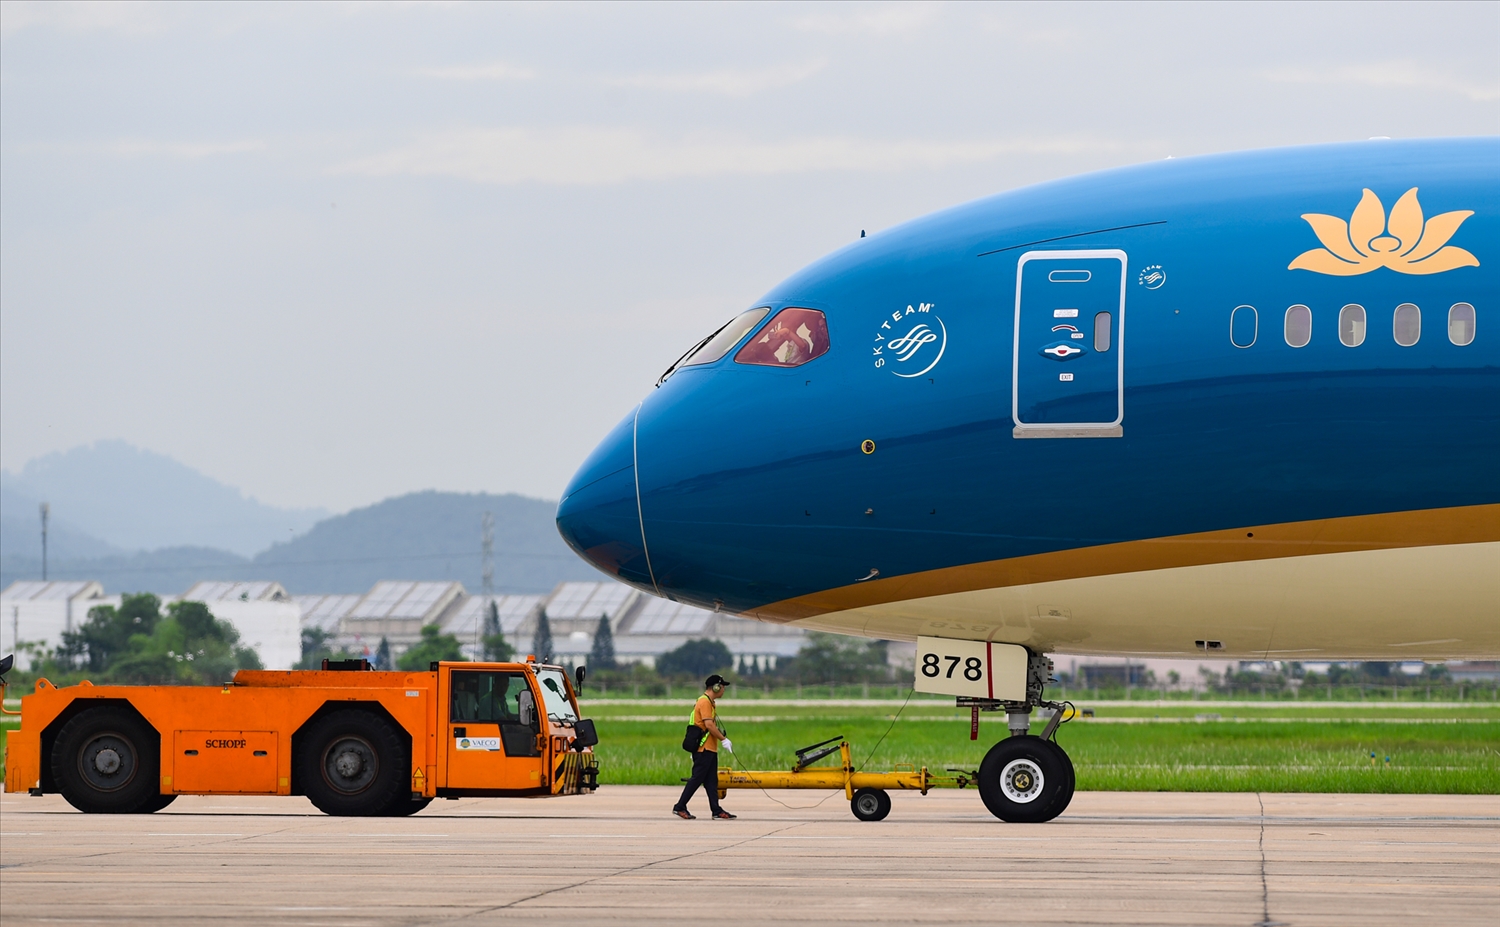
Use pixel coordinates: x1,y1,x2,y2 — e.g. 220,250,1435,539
1449,303,1476,346
735,307,830,367
450,671,529,724
1284,305,1311,348
1230,305,1257,348
1393,303,1421,347
1338,304,1366,347
1093,311,1112,352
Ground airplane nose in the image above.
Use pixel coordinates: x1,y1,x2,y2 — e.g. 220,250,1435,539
555,408,656,591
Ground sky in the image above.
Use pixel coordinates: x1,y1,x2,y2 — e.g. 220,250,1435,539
2,0,1497,513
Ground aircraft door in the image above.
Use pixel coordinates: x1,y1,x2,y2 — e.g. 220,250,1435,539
1012,250,1126,437
445,670,544,791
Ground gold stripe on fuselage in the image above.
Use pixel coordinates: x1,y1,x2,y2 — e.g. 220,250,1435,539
750,504,1500,623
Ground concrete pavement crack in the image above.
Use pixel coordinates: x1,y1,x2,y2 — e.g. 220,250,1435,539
1253,792,1287,927
438,821,811,923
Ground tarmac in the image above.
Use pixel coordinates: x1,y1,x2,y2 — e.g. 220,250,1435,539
1,788,1496,926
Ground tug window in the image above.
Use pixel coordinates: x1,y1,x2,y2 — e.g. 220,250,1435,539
1230,305,1257,348
1284,304,1311,348
1338,304,1366,347
1449,303,1476,346
1393,303,1421,347
735,307,830,367
450,671,529,724
1093,311,1112,352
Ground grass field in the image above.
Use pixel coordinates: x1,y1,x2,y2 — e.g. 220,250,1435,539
583,696,1500,794
5,695,1497,794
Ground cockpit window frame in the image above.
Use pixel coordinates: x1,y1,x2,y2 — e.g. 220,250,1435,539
657,306,771,386
733,307,832,369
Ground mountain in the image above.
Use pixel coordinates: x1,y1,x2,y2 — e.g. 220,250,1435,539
0,546,253,597
1,441,327,557
0,490,599,596
1,483,126,562
249,490,595,594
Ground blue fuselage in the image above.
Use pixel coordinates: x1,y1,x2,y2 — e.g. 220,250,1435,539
557,138,1497,653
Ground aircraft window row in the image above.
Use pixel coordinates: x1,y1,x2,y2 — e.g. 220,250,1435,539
735,307,830,367
1229,303,1477,349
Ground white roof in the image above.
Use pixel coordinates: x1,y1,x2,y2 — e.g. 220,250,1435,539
347,581,464,621
442,594,542,637
630,595,713,635
182,581,289,603
295,594,362,631
542,581,637,620
1,580,103,602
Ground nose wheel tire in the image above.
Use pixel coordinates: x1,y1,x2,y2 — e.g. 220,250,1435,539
851,787,892,822
51,707,163,814
296,710,408,816
977,735,1074,823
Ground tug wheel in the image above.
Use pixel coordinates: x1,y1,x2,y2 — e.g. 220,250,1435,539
297,710,407,816
383,796,433,816
52,707,162,814
141,793,179,813
977,735,1072,823
851,787,892,822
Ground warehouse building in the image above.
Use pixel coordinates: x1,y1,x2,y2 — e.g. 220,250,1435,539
1,579,301,671
297,579,806,672
5,577,807,674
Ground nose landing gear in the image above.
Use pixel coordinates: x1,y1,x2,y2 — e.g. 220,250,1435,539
965,652,1076,823
977,735,1075,823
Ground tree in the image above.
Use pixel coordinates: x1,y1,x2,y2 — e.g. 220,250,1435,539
482,600,514,662
588,614,617,670
531,608,554,663
782,632,891,684
656,638,732,678
100,600,262,685
296,627,355,670
397,624,465,671
58,593,163,672
374,637,392,670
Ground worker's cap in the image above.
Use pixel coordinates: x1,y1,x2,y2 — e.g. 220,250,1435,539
704,674,732,689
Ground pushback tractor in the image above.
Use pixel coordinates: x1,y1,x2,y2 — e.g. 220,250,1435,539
1,655,599,815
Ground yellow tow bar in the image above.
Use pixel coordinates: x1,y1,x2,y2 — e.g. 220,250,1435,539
715,736,974,821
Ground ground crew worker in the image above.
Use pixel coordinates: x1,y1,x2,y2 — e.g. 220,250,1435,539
673,674,737,820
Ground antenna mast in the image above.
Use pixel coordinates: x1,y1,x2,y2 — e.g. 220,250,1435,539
40,502,50,582
479,511,495,655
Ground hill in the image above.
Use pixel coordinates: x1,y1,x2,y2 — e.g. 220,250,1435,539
249,490,596,594
1,440,327,557
1,483,125,562
1,490,599,596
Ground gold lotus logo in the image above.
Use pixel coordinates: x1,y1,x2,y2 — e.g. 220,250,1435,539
1289,187,1478,275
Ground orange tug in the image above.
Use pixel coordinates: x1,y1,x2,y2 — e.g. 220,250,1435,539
1,656,599,815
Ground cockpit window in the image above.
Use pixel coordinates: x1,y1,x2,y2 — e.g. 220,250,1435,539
658,307,770,385
734,308,830,367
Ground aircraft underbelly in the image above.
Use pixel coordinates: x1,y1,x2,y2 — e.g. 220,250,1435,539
788,542,1500,661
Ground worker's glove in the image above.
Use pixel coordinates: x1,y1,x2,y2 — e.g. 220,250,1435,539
722,739,734,752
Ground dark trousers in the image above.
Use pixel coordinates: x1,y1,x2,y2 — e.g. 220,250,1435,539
675,749,723,814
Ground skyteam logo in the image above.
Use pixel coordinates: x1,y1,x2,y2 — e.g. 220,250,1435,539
873,303,947,378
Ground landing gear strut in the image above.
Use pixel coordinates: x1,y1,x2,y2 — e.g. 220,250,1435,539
963,653,1076,823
